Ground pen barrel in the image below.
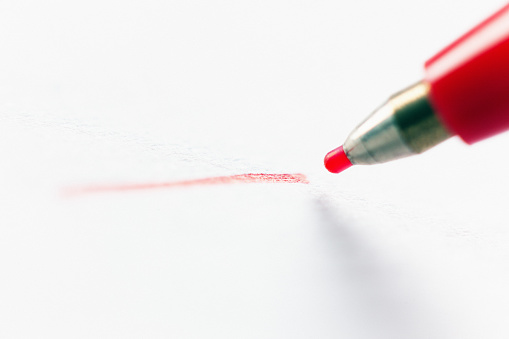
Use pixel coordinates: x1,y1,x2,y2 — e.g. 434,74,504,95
343,82,450,165
425,3,509,144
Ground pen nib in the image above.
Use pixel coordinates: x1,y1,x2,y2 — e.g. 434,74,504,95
324,145,352,173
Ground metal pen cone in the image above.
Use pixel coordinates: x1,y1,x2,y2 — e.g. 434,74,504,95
343,81,451,166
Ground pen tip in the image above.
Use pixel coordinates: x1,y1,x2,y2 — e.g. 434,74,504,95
324,145,352,174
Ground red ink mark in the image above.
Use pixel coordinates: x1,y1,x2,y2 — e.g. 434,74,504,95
65,173,309,196
324,145,352,174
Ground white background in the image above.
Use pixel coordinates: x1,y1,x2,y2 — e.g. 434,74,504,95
1,0,509,338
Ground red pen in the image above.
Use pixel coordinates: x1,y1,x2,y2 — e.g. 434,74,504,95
324,3,509,174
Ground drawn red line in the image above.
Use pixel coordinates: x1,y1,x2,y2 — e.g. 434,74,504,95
65,173,309,196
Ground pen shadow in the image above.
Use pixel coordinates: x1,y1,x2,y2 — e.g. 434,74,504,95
313,195,444,339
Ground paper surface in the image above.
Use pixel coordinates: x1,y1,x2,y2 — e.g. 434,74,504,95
1,0,509,338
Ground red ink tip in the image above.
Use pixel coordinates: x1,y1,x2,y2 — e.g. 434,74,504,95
324,145,352,174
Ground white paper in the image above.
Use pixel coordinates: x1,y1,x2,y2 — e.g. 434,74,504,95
1,0,509,338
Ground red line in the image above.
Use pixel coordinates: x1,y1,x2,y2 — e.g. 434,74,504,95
65,173,309,196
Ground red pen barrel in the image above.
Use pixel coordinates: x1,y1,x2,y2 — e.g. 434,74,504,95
425,3,509,144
